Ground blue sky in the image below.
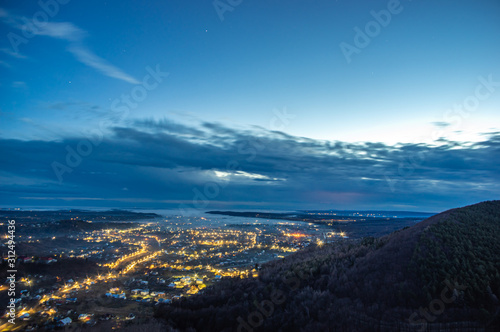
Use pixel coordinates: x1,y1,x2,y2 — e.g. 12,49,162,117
1,0,499,212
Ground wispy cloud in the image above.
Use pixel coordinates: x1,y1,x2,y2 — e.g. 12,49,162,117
0,8,139,84
0,47,28,59
0,59,11,68
431,121,451,128
34,21,86,41
68,44,139,84
12,81,27,89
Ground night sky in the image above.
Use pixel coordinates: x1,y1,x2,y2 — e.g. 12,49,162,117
1,0,499,212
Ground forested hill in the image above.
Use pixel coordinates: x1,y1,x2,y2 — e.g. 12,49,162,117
155,201,500,331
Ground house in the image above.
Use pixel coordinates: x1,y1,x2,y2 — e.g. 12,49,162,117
39,257,57,264
58,317,72,326
18,256,33,263
140,289,149,296
78,314,93,321
109,293,126,299
20,313,30,320
156,298,171,304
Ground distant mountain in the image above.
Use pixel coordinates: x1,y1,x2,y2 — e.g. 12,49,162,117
299,209,436,218
156,201,500,331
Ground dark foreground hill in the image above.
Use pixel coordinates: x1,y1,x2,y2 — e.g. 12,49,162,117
155,201,500,331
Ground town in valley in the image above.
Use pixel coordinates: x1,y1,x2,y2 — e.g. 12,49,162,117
0,209,430,330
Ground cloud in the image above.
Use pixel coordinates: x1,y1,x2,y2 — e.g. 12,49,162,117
33,21,86,41
134,118,206,136
11,81,27,89
432,121,451,128
0,59,11,68
0,118,499,211
0,8,138,84
0,47,27,59
68,45,139,84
